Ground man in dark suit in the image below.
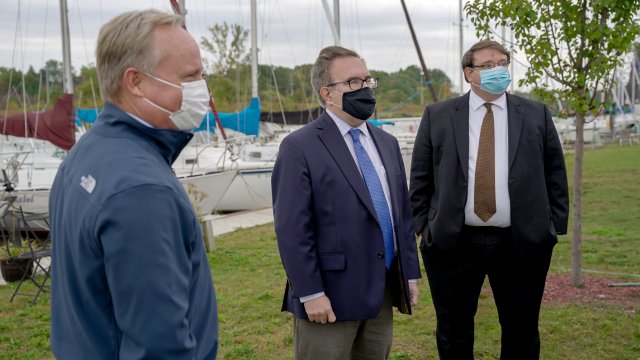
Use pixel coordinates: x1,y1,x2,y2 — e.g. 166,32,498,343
410,40,569,359
272,45,422,359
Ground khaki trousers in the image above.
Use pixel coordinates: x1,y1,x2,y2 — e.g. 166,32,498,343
293,285,393,360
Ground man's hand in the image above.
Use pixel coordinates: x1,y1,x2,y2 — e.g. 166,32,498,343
303,295,336,324
409,282,419,307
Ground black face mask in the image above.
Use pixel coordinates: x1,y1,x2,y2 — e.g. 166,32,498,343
342,87,376,120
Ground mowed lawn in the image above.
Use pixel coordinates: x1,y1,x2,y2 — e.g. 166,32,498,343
0,144,639,359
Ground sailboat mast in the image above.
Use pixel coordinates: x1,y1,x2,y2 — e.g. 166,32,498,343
333,0,340,40
399,0,438,103
321,0,341,45
59,0,73,94
251,0,258,99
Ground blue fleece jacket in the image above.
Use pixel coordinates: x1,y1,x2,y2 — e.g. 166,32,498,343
49,102,218,359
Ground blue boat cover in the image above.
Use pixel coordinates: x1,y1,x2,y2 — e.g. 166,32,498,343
75,97,261,136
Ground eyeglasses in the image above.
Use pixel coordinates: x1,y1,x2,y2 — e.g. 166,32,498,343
327,77,378,90
471,60,510,70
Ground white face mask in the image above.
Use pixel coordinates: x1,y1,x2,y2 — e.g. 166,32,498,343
142,72,210,131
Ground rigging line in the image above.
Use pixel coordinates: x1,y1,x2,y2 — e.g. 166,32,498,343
73,0,99,112
19,1,29,144
269,63,287,125
31,0,49,141
36,0,50,114
303,0,312,66
354,0,362,53
272,1,297,72
74,0,93,66
266,0,312,111
188,0,203,42
389,5,413,72
3,1,22,141
378,91,420,117
260,21,288,124
446,0,460,94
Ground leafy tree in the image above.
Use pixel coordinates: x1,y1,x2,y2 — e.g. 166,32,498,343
465,0,640,286
75,65,102,108
44,59,63,87
201,22,252,112
200,22,249,76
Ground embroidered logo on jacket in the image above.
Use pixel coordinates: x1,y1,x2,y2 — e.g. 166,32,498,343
80,175,96,194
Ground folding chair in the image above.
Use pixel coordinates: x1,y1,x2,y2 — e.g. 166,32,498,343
7,206,52,304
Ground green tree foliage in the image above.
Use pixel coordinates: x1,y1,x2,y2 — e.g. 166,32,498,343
75,65,102,108
1,51,458,119
43,59,63,87
0,66,60,113
465,0,640,287
200,22,249,76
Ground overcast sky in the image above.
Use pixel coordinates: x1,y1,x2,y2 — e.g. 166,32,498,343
0,0,530,94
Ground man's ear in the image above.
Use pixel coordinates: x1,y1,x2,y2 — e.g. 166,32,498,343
122,67,145,97
320,87,332,105
463,67,472,84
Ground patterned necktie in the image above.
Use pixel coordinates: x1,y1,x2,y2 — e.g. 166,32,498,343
474,103,496,222
348,129,394,269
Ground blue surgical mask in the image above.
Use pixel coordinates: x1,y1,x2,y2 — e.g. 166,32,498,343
474,66,511,94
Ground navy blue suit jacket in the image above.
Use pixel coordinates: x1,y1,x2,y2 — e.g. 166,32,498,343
272,112,421,321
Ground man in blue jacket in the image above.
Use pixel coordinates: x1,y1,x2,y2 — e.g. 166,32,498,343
49,9,218,359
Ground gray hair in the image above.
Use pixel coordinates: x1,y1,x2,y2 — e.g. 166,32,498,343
311,46,361,108
96,9,184,103
461,40,510,79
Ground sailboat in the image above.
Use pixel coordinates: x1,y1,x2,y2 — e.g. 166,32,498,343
171,0,277,212
0,0,237,220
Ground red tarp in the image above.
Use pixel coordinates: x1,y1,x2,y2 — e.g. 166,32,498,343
0,94,75,150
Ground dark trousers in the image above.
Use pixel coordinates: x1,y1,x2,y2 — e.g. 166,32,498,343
422,226,553,360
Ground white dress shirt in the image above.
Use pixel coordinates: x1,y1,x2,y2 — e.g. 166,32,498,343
464,91,511,227
327,110,395,221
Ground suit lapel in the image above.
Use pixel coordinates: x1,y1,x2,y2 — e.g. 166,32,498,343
506,94,523,169
316,114,379,221
452,93,470,181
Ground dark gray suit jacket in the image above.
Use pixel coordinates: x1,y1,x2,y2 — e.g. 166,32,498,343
410,92,569,255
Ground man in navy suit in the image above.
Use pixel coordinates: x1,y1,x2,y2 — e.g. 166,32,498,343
410,40,569,359
272,46,421,359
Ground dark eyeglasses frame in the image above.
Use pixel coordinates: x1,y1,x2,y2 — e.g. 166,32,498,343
326,77,378,90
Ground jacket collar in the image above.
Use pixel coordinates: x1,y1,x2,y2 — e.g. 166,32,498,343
93,102,193,165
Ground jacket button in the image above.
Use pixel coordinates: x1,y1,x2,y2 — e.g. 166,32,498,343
377,251,384,259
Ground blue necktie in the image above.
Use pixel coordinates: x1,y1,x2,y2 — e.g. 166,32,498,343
349,129,394,269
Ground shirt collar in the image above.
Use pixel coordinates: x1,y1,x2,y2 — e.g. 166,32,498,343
469,90,507,111
326,109,371,139
126,112,154,128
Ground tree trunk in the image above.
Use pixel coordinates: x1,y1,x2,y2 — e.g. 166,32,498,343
572,112,585,288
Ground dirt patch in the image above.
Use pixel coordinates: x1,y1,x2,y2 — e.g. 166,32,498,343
543,274,640,310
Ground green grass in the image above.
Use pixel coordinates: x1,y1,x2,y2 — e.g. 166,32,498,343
1,144,639,359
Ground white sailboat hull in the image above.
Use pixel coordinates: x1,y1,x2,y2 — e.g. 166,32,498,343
215,168,273,212
8,170,237,227
178,170,237,216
